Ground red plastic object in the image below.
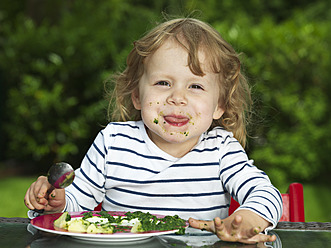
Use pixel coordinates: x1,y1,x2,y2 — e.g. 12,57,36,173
94,203,102,211
284,182,305,222
228,183,305,222
229,197,240,216
280,193,290,221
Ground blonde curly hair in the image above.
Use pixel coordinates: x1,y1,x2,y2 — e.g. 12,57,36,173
106,18,251,147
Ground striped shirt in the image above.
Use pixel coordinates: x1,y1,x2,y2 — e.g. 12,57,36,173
64,121,282,228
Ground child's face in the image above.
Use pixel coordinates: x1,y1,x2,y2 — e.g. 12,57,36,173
132,39,224,156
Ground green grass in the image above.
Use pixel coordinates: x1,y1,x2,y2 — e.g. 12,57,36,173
0,176,37,218
302,184,331,222
0,177,330,222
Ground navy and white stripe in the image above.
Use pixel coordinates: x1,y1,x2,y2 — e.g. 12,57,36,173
65,120,282,228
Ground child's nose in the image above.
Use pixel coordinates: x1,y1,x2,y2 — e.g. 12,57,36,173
166,89,187,106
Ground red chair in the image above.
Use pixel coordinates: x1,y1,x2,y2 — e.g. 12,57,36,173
94,203,102,211
229,183,305,222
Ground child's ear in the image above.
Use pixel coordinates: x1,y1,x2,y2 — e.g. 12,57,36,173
131,89,141,110
213,105,224,120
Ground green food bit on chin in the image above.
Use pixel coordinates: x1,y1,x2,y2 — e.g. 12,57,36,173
153,118,159,124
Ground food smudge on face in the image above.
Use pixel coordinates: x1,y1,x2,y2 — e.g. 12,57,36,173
180,131,189,137
151,111,192,137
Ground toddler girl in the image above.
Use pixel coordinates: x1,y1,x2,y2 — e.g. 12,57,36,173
25,18,282,244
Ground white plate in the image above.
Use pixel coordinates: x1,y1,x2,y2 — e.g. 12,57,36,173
30,211,187,242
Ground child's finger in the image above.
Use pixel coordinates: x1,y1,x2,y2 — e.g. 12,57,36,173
268,234,277,242
49,189,56,199
249,226,262,237
24,188,35,210
231,214,242,229
246,233,277,244
227,215,242,237
188,218,215,233
26,185,48,210
213,217,226,236
33,176,51,199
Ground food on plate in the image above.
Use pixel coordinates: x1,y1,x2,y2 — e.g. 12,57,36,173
54,211,71,229
53,211,187,234
67,219,90,233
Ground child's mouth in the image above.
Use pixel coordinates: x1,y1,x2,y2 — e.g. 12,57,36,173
163,115,189,127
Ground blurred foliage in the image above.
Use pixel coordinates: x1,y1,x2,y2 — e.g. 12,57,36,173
0,0,169,172
201,2,331,186
0,0,330,187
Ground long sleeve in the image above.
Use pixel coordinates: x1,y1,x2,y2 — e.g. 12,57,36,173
64,129,108,212
219,136,283,230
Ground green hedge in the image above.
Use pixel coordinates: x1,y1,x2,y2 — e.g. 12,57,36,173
213,10,331,186
0,0,160,171
1,0,330,186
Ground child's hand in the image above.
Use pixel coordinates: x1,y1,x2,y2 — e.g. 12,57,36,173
189,210,277,244
24,176,66,214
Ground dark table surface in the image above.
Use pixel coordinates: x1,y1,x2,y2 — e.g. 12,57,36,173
1,217,331,248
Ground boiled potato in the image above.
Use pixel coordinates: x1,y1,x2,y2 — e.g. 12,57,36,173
54,212,70,229
86,223,101,233
131,220,143,233
67,219,88,233
86,223,113,234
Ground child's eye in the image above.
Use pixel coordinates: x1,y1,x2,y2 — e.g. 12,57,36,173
155,81,170,87
189,84,204,90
